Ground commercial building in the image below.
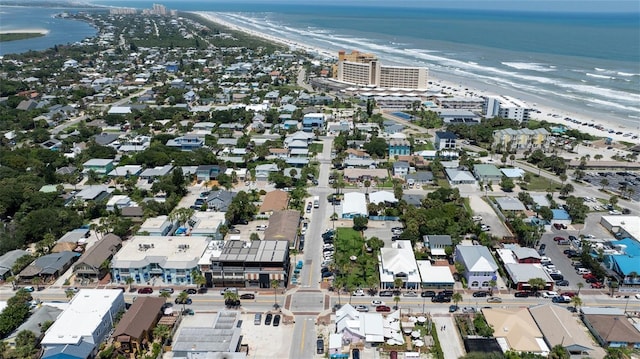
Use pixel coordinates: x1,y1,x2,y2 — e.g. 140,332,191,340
334,50,428,90
263,210,300,246
434,131,457,151
341,192,368,219
417,260,455,289
492,128,550,152
482,307,549,355
41,289,125,359
454,245,499,290
172,312,245,359
379,240,421,289
110,236,210,285
200,240,290,289
600,215,640,242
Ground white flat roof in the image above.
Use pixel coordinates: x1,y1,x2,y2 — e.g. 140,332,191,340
41,289,123,345
139,216,171,231
601,215,640,240
111,236,210,270
417,260,454,284
342,192,368,216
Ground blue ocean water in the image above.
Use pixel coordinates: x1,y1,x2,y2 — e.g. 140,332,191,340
0,6,98,55
12,1,640,127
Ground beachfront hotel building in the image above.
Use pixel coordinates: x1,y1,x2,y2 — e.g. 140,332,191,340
334,50,429,90
484,95,533,122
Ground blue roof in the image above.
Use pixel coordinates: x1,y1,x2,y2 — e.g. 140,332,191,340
552,209,571,220
610,255,640,276
42,341,95,359
613,238,640,256
435,131,457,139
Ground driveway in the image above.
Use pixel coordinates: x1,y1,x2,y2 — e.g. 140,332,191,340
468,195,512,238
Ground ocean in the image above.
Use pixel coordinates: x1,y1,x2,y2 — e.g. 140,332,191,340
0,6,98,56
9,1,640,128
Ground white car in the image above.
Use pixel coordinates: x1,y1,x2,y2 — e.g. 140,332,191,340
542,291,559,298
353,290,365,296
472,215,482,222
371,300,385,306
609,210,622,215
481,225,491,231
256,225,268,231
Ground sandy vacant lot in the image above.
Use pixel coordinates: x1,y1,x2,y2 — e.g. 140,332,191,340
241,313,294,359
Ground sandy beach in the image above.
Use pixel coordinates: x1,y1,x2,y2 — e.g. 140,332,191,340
193,12,639,144
0,29,50,35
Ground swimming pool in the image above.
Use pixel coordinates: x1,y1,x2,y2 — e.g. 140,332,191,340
175,227,187,235
391,112,414,120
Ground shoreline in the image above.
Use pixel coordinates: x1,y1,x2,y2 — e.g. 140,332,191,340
0,29,50,35
192,11,639,143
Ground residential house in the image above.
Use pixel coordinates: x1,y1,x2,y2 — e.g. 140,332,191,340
165,136,204,151
343,168,388,183
18,251,77,282
74,185,113,203
112,296,165,355
73,234,122,280
379,240,421,289
473,164,503,183
345,148,371,160
187,212,226,240
93,133,120,147
255,163,279,182
423,235,452,257
0,249,29,280
41,290,125,359
83,159,114,174
106,195,134,211
302,113,324,132
392,161,410,178
16,99,38,111
368,191,398,206
445,168,476,185
495,197,527,213
205,190,237,212
434,131,457,151
582,313,640,349
434,109,481,124
196,165,225,182
139,165,174,180
137,215,175,236
108,165,143,178
405,171,433,187
388,139,410,157
454,245,499,289
201,240,290,289
5,305,63,348
259,190,289,216
482,307,549,355
110,236,210,285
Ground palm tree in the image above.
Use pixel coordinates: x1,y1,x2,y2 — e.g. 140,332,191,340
159,291,171,303
393,295,401,310
125,276,135,292
570,295,583,311
271,279,280,308
169,207,195,228
452,292,463,308
224,291,240,308
31,277,42,291
176,291,190,312
600,178,609,190
576,282,584,296
549,344,570,359
393,278,404,291
153,324,171,344
627,271,638,286
65,289,75,300
488,279,497,296
527,277,546,294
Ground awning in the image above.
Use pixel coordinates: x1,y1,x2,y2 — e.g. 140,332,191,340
269,273,284,280
431,248,446,256
246,272,259,280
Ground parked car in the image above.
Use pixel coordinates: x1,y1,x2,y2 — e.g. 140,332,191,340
542,291,559,298
431,295,451,303
472,215,482,222
175,297,193,305
254,313,262,325
23,286,35,293
403,291,418,297
240,293,255,300
316,338,324,354
514,291,529,298
159,288,174,294
273,314,281,326
421,291,436,297
353,289,365,296
371,300,385,306
379,291,393,297
487,297,503,303
480,224,491,231
265,313,273,325
198,287,208,294
355,305,369,312
256,224,268,231
552,295,571,304
137,287,153,294
352,348,360,359
376,305,391,312
449,305,459,312
553,236,566,242
555,280,570,286
591,282,604,289
220,288,238,295
472,291,489,297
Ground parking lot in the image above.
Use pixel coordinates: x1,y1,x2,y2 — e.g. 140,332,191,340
582,171,640,202
238,312,294,358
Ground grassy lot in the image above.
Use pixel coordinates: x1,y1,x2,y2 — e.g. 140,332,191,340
309,143,323,153
520,172,562,191
0,33,44,42
413,142,435,151
436,179,451,188
333,227,379,289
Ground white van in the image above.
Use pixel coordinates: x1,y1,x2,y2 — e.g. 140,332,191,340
577,268,591,275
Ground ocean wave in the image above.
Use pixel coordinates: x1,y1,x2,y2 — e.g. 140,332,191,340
586,73,616,80
502,62,556,72
617,72,639,77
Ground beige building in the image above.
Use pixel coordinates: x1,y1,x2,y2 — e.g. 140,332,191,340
482,307,550,355
334,50,428,90
492,128,549,152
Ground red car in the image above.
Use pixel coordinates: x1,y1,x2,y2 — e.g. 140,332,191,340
583,273,596,279
553,236,565,242
563,292,577,297
591,282,604,289
376,305,391,313
137,287,153,294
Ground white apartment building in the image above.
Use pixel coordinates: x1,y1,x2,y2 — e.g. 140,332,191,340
335,51,428,90
484,95,532,122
